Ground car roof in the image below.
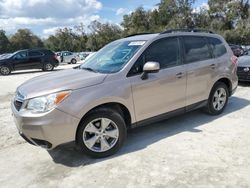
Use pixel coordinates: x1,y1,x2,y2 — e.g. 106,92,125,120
120,33,159,41
119,31,223,43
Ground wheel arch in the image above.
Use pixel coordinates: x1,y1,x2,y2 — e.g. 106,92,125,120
214,77,232,96
75,102,132,140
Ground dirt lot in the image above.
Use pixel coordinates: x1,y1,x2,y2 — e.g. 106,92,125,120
0,65,250,188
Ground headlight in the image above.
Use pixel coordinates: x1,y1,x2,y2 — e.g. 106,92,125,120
25,90,71,113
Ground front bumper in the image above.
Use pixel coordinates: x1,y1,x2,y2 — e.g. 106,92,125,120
11,99,80,149
237,67,250,81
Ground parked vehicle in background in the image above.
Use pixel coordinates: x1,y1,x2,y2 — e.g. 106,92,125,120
60,51,79,64
55,52,62,62
229,44,244,57
0,49,59,75
237,53,250,82
78,52,96,64
11,29,238,157
78,52,92,60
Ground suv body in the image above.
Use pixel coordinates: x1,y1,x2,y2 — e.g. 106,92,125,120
0,49,59,75
11,30,238,157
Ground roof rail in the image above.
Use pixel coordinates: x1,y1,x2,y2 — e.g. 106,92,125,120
161,29,214,34
126,32,153,38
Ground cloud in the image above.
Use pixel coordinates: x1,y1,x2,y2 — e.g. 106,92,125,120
116,8,127,16
0,0,102,36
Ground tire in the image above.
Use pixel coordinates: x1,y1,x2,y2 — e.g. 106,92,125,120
71,59,77,64
43,63,54,71
76,108,127,158
0,65,11,75
206,82,229,115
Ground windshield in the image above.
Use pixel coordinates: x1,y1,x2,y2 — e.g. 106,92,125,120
80,40,146,73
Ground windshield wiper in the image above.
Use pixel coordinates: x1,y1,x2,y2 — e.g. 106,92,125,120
81,67,98,73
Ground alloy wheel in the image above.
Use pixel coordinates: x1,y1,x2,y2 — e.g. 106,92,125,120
45,64,53,71
212,88,227,111
83,118,119,153
0,66,10,75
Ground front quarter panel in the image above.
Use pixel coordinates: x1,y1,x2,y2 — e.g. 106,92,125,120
56,76,136,123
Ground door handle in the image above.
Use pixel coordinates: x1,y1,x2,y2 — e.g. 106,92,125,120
210,64,216,69
176,72,183,78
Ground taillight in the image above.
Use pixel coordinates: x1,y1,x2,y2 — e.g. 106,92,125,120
231,55,238,65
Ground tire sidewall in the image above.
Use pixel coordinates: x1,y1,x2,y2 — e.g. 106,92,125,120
76,108,127,158
208,82,229,115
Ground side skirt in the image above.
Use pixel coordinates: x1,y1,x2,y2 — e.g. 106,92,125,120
131,100,207,129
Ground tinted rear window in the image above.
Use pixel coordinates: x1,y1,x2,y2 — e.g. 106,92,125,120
208,37,227,57
29,51,43,57
41,49,54,56
183,36,211,63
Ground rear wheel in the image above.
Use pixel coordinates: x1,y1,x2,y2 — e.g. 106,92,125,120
0,66,11,75
206,82,229,115
43,63,54,71
76,108,127,158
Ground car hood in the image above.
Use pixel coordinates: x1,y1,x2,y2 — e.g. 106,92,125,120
17,68,107,99
238,56,250,67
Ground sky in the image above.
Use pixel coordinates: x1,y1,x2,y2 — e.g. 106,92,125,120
0,0,208,38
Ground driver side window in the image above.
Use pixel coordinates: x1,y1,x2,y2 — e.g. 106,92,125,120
128,37,180,76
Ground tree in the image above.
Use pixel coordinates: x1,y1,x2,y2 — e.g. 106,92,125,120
0,30,10,53
121,7,151,36
9,29,44,51
86,21,122,51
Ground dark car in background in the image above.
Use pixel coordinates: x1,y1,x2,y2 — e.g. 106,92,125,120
237,54,250,81
229,44,244,57
0,48,59,75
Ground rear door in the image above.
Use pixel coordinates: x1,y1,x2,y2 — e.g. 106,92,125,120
182,36,215,106
128,37,187,122
28,50,44,69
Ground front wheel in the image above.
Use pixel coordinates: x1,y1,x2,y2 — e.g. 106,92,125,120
206,82,229,115
76,108,127,158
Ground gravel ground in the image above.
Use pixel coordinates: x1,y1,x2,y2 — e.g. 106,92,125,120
0,65,250,188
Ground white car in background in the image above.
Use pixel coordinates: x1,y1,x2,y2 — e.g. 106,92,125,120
56,51,79,64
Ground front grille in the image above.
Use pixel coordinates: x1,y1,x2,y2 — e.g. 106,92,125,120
14,91,25,111
14,100,23,111
237,67,250,80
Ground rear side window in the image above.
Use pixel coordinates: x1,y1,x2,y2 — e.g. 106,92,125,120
208,37,227,57
29,51,43,57
128,37,180,76
183,36,211,63
40,49,55,56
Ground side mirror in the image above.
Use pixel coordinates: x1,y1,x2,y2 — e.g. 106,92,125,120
141,61,160,80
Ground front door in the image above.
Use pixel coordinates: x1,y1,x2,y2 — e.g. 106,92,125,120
12,51,30,70
128,37,187,122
